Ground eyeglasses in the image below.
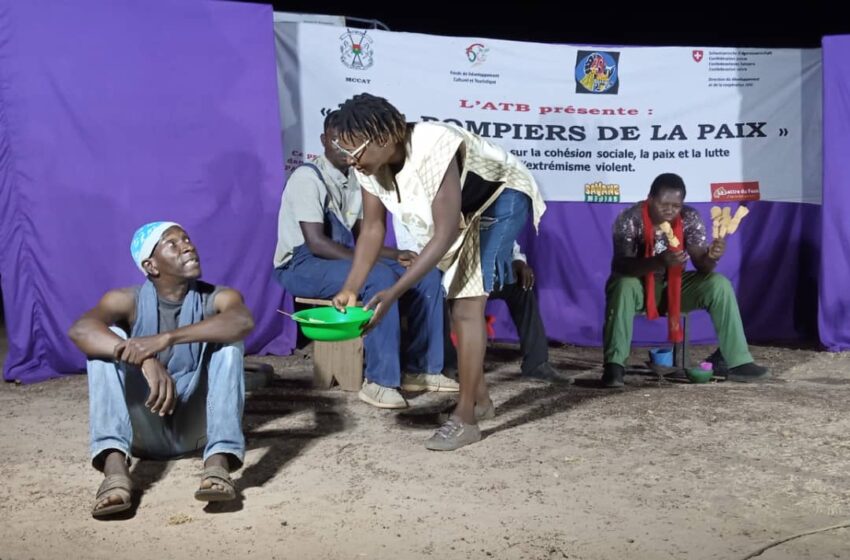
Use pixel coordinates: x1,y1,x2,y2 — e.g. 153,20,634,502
332,138,371,162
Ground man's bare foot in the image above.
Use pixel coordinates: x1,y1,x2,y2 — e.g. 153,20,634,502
92,450,132,518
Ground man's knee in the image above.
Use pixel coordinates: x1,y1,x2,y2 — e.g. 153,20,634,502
703,273,733,296
207,344,245,390
451,298,486,324
365,263,397,291
272,266,287,289
211,343,244,369
704,272,735,299
607,276,642,300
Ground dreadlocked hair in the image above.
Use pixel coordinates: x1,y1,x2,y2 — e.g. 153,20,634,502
335,93,407,146
323,109,341,133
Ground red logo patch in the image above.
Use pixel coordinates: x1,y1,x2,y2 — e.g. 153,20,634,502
711,181,760,202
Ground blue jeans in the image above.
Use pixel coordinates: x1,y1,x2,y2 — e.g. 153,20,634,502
479,188,532,293
275,246,444,387
88,327,246,470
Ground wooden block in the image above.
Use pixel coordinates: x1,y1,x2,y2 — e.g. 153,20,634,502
294,297,334,307
312,337,364,391
293,296,365,391
293,297,364,307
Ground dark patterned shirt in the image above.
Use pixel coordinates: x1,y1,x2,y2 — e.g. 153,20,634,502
612,203,707,261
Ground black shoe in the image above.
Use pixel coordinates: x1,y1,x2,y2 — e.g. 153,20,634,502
727,362,770,383
522,362,574,385
705,349,729,376
601,363,625,388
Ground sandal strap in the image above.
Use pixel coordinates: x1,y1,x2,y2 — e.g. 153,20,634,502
96,474,132,501
200,465,234,488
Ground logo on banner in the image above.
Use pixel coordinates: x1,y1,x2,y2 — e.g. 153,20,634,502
465,43,489,66
575,50,619,94
339,29,373,70
692,50,704,62
711,181,761,202
584,181,621,203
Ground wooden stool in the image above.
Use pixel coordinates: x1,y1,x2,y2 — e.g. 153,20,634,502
293,297,364,391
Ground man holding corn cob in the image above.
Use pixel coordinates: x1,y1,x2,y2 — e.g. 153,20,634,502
601,172,769,387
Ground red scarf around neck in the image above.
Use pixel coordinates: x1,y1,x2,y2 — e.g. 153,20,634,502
641,201,684,343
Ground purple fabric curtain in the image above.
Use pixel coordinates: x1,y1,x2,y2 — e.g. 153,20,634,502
0,1,835,383
819,35,850,351
0,0,294,383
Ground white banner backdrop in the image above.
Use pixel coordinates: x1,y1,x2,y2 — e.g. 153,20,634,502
275,23,822,204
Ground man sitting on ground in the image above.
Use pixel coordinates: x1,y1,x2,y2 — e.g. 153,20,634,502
69,221,254,518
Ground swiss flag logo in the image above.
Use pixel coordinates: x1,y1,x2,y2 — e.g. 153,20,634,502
692,50,704,62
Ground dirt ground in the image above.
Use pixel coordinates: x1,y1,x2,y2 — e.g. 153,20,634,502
2,329,849,560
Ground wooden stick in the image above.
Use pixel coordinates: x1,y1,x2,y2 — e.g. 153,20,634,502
710,206,722,240
710,206,722,221
659,221,680,247
718,207,733,239
727,206,750,235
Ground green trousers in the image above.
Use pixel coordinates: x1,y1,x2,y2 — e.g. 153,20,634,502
603,272,753,368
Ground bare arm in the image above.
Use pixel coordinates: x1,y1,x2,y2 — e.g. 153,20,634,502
341,159,462,329
67,288,136,360
381,157,462,298
689,238,725,273
350,220,405,260
300,216,404,263
166,288,254,345
67,288,177,415
300,221,355,260
334,158,463,330
333,188,389,304
114,288,254,365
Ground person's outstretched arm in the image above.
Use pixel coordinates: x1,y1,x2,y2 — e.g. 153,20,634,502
339,156,463,329
332,188,390,309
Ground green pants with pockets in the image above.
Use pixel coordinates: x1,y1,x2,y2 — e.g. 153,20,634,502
603,272,753,368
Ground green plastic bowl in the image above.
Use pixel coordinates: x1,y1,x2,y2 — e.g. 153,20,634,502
686,367,714,384
291,306,374,341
